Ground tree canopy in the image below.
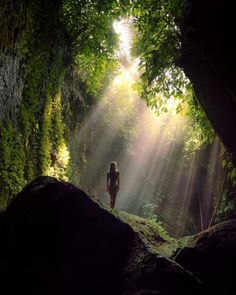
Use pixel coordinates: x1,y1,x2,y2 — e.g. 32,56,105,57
61,0,214,151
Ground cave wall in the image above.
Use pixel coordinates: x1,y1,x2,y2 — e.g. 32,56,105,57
180,1,236,160
0,0,89,208
0,53,23,123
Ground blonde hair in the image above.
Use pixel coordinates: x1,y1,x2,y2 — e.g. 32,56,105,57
108,161,118,172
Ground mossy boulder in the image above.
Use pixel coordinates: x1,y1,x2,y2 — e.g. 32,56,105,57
174,220,236,295
0,176,201,295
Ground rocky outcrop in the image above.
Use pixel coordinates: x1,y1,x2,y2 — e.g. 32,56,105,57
0,53,24,123
0,177,201,295
174,220,236,295
180,1,236,159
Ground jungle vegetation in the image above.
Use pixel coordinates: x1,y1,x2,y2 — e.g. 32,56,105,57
0,0,235,234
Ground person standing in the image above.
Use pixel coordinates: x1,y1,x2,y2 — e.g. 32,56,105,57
107,161,120,209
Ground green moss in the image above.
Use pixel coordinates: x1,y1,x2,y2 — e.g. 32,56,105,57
118,211,176,255
0,0,71,206
50,93,70,180
0,0,120,206
19,48,49,179
87,195,177,256
0,122,26,209
39,92,53,175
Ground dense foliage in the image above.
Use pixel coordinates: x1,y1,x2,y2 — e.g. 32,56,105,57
129,0,215,152
216,152,236,222
0,1,68,207
131,0,187,101
0,0,234,229
0,0,125,208
182,88,215,153
62,0,123,95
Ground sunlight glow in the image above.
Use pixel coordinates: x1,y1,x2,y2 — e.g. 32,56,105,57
166,96,182,111
75,19,223,237
113,68,133,85
49,142,70,181
113,19,133,59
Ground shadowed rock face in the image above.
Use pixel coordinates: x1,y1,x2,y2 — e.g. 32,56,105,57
180,1,236,159
0,177,134,295
0,53,24,123
174,220,236,295
0,177,201,295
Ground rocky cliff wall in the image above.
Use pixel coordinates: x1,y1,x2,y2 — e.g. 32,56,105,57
180,1,236,160
0,53,23,123
0,0,88,209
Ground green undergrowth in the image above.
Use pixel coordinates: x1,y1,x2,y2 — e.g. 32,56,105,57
0,0,123,209
118,211,177,256
0,1,70,210
90,194,206,258
0,122,26,209
89,194,177,256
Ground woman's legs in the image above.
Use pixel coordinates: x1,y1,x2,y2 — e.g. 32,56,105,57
110,191,117,209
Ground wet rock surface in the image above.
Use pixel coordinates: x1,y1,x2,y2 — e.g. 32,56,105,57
0,177,201,295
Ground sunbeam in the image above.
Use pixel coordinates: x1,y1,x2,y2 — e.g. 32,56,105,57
75,19,224,237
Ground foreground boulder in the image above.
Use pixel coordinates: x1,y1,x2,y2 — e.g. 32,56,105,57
0,177,201,295
174,220,236,295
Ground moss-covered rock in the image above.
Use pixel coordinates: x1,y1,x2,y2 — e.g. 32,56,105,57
174,220,236,295
0,177,201,295
118,211,177,257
